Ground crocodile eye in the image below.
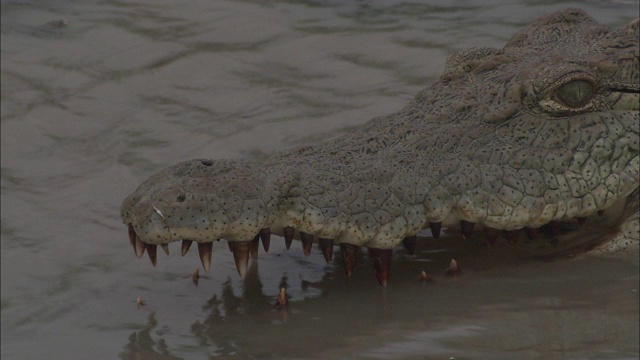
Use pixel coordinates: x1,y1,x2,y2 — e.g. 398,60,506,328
555,80,594,108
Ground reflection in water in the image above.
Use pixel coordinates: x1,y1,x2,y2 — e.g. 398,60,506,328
121,312,182,360
191,262,289,357
119,232,638,359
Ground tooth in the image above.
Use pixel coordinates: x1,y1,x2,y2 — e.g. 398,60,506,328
525,227,539,240
402,236,416,255
576,217,587,225
146,244,157,266
135,236,146,258
128,224,136,248
260,228,271,252
161,244,169,255
284,227,294,250
197,242,213,273
340,243,358,277
300,232,313,256
181,240,193,256
446,258,461,276
368,248,392,287
429,222,442,239
275,287,288,310
228,241,250,279
318,238,334,264
250,235,259,259
505,230,519,245
460,220,475,240
192,268,200,286
419,271,431,282
483,226,499,246
136,296,145,307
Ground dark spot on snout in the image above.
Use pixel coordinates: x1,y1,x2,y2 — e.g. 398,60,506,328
177,194,186,202
201,160,213,166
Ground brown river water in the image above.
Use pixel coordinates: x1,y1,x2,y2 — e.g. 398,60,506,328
1,1,638,359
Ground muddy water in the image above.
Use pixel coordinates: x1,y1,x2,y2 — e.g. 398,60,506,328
1,1,638,359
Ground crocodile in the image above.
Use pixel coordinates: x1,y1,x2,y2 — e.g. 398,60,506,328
121,9,639,286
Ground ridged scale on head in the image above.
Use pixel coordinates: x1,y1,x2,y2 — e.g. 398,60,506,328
121,9,639,279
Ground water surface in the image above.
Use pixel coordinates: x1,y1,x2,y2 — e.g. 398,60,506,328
1,1,638,359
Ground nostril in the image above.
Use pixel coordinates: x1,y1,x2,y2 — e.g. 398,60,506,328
201,160,213,166
177,194,186,202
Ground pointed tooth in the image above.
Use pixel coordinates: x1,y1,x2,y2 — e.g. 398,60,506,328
597,210,605,216
460,220,475,240
161,244,169,255
300,232,313,256
525,227,539,241
275,287,288,310
402,236,417,255
340,243,358,277
228,241,250,279
192,268,200,286
368,248,392,287
197,242,213,273
146,244,157,266
135,236,146,258
283,226,294,250
259,228,271,252
576,217,587,225
128,224,136,247
318,238,334,264
429,222,442,239
505,230,520,245
483,226,499,246
181,240,193,256
250,235,259,259
446,258,461,276
419,271,432,282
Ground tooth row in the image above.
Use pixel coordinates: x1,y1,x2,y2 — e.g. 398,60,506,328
127,215,593,286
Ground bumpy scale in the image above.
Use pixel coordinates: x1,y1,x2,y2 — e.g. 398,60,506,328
121,9,640,286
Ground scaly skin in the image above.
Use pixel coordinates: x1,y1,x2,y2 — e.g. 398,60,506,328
121,9,639,285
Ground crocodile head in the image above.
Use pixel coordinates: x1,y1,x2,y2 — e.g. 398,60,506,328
121,9,639,286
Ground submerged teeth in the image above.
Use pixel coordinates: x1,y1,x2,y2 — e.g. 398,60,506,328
128,224,136,247
259,228,271,252
300,232,313,256
146,244,157,266
460,220,475,240
197,242,213,273
484,227,499,246
275,287,288,310
181,240,193,256
228,241,250,279
429,222,442,239
318,238,334,264
126,213,605,286
402,236,417,255
505,230,520,245
340,243,359,278
134,236,146,258
368,248,392,287
283,227,294,250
